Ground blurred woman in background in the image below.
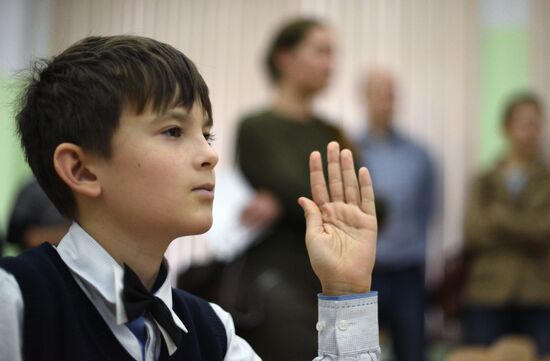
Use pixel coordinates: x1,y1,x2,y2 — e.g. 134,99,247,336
235,18,356,360
462,92,550,357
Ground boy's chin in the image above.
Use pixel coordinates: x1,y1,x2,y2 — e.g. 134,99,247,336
180,218,213,236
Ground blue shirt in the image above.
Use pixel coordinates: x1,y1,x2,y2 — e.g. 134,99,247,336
358,129,434,268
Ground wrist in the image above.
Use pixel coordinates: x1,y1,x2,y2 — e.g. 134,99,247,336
321,281,371,296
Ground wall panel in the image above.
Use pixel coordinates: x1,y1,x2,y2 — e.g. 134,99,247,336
51,0,479,278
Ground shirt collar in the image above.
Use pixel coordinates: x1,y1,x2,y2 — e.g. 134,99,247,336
56,222,188,353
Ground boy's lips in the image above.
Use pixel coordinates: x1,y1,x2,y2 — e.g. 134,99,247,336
192,183,215,199
192,183,215,192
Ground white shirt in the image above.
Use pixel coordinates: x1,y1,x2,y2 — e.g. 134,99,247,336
0,223,380,361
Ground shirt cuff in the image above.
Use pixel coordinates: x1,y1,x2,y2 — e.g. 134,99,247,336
316,292,380,357
318,291,377,301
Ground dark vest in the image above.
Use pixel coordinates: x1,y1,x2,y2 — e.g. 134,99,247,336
0,243,227,361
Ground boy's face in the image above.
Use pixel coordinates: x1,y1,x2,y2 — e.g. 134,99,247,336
93,101,218,241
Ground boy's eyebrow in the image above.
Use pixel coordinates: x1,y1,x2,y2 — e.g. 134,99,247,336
152,108,213,127
152,109,190,123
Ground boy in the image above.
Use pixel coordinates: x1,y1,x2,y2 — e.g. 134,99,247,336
0,35,380,361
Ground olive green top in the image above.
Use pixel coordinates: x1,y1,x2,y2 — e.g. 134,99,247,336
236,109,353,231
236,109,353,286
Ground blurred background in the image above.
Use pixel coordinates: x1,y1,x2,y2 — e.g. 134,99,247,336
1,0,549,360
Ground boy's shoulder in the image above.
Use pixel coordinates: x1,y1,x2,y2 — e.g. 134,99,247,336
0,243,73,308
0,243,58,278
0,243,91,343
0,263,23,306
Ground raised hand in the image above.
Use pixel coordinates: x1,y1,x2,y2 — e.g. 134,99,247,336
298,142,377,296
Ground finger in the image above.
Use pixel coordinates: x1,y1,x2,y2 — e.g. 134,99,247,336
359,167,376,216
309,151,330,206
298,197,324,237
340,149,360,206
327,141,344,202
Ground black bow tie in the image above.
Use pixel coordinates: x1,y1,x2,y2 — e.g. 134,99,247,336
122,263,183,347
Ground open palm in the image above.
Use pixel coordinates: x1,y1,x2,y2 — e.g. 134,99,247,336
298,142,378,296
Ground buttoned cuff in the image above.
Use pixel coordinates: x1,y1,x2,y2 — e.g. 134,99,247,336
316,292,380,357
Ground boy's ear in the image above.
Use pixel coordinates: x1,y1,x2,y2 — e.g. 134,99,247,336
53,143,101,198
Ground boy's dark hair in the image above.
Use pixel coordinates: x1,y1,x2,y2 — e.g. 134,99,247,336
16,35,212,219
502,91,544,129
265,18,324,83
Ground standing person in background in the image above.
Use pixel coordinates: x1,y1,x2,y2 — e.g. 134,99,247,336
357,69,434,361
462,92,550,357
235,18,356,360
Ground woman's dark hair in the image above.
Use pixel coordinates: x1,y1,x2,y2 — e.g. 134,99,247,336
16,35,212,218
502,91,544,129
265,18,324,83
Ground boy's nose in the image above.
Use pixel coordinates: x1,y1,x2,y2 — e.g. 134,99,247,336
199,143,219,169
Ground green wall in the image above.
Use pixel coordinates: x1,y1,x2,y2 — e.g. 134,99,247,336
479,28,529,168
0,75,31,237
478,0,531,168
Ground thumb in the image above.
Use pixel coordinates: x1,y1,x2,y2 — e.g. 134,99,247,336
298,197,323,236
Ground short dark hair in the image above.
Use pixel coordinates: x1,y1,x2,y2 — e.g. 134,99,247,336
502,91,544,129
16,35,212,219
265,18,324,83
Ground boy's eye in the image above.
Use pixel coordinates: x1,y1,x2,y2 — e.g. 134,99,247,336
162,127,182,138
204,132,216,146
